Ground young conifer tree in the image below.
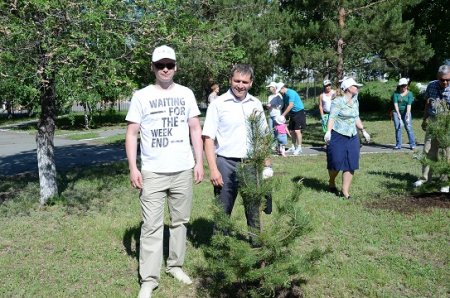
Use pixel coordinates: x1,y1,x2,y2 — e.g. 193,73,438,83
419,101,450,187
203,110,322,297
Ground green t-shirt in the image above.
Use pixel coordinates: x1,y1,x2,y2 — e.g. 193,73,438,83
392,91,413,112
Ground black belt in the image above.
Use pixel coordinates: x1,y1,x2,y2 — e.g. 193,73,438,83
217,155,247,162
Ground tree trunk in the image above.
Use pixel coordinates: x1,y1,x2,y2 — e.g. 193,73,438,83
337,7,346,81
36,74,58,205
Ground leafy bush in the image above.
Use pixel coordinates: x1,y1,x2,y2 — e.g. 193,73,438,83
358,81,396,113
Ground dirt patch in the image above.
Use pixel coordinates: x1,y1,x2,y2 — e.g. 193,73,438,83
366,192,450,214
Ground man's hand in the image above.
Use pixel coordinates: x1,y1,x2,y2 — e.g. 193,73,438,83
193,163,204,184
324,131,331,144
209,168,223,187
129,168,143,189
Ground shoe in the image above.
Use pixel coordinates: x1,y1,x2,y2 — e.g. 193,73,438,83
286,146,295,153
393,146,401,150
293,148,302,155
410,146,416,150
138,282,157,298
441,186,449,193
167,267,193,285
328,186,338,195
413,180,426,187
341,194,351,200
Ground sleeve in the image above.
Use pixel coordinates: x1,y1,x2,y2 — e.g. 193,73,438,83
125,92,143,124
392,93,397,103
202,102,219,140
187,89,200,118
407,92,414,105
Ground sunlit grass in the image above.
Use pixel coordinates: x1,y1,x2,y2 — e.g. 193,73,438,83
1,153,448,297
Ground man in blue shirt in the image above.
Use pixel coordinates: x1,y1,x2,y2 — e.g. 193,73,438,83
280,84,306,155
414,64,450,193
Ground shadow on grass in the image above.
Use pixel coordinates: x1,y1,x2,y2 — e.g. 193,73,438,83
188,218,215,248
292,175,329,193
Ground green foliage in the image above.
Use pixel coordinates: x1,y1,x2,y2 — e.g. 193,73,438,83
417,102,450,182
202,111,320,296
358,81,397,113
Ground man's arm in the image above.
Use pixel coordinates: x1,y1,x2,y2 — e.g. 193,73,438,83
125,122,143,189
188,116,204,184
281,102,293,117
204,136,223,187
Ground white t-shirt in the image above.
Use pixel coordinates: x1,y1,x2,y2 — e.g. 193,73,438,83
126,83,200,172
321,90,336,113
202,90,268,158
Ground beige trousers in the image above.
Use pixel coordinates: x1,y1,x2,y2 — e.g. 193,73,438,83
139,169,193,285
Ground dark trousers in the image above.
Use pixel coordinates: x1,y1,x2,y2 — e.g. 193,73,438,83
214,156,260,229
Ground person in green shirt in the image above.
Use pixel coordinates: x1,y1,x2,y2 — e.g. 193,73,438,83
391,78,416,150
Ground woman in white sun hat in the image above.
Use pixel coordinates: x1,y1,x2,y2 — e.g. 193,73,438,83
324,77,370,199
391,77,416,150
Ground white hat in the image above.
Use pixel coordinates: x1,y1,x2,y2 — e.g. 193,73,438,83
340,77,363,91
152,45,176,62
275,115,286,124
275,82,284,93
323,79,332,86
266,82,277,89
398,78,409,86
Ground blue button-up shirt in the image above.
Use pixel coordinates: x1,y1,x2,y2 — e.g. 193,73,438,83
329,95,360,137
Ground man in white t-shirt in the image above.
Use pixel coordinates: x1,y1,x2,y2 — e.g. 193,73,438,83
203,64,271,236
125,45,204,298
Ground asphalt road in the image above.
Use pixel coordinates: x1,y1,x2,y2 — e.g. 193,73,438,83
0,127,422,177
0,128,127,177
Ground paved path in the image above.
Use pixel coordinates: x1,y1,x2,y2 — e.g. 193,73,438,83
0,128,127,176
0,126,422,177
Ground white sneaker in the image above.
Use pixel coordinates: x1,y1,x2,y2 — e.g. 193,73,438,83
441,186,449,193
293,148,302,155
138,282,157,298
286,145,295,153
167,267,193,285
413,180,425,187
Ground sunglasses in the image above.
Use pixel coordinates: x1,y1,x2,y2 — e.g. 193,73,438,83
154,62,176,70
439,78,450,83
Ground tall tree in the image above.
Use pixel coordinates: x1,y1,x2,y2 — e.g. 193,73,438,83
0,1,136,204
279,0,433,82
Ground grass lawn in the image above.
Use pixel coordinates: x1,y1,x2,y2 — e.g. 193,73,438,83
1,152,448,297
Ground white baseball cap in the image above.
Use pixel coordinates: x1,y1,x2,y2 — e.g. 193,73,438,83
275,115,286,124
152,45,176,62
323,79,332,86
340,77,363,91
398,78,409,86
266,82,277,89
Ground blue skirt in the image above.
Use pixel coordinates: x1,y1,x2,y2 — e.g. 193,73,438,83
327,130,360,171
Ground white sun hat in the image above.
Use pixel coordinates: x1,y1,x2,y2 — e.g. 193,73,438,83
340,77,363,91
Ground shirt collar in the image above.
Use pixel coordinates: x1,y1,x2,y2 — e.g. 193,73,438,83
224,89,255,103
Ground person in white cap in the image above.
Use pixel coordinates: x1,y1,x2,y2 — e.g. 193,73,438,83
125,45,204,298
265,82,284,140
413,64,450,193
273,115,290,156
319,79,336,134
324,77,370,199
391,78,416,150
